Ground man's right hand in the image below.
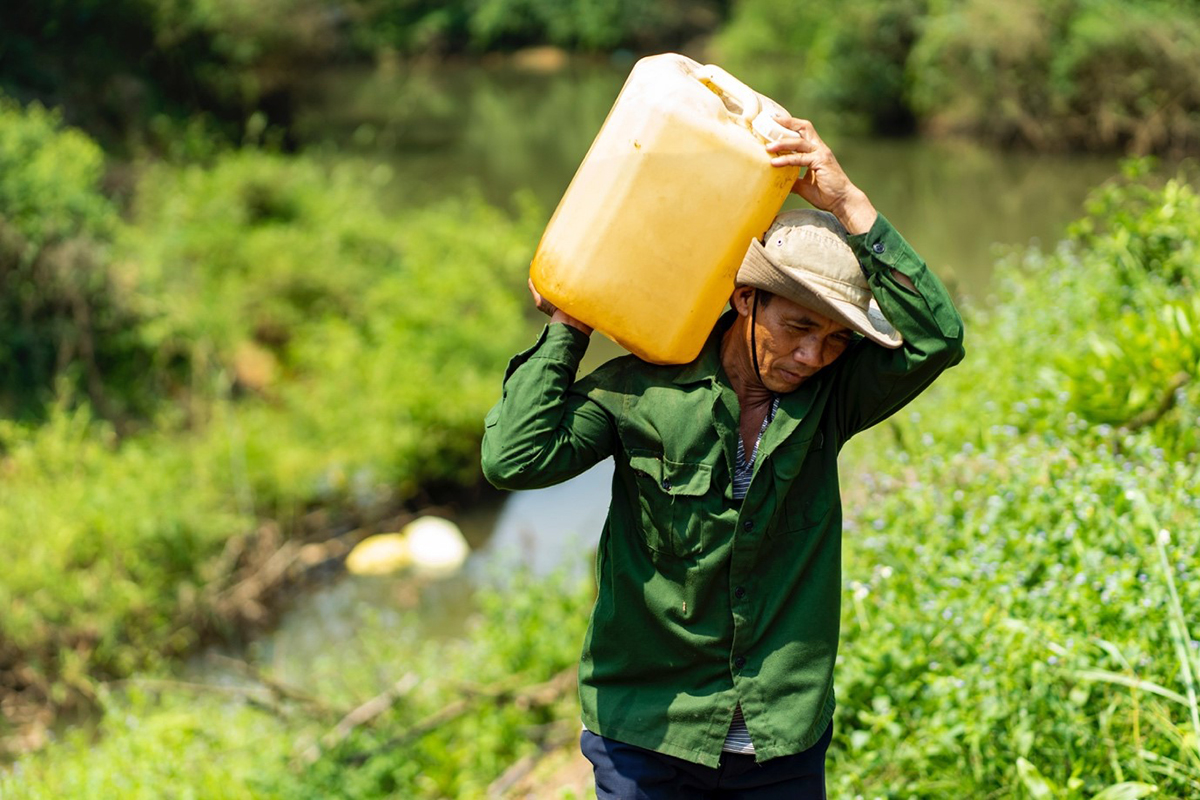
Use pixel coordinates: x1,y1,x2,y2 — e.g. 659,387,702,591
528,278,593,335
766,117,877,236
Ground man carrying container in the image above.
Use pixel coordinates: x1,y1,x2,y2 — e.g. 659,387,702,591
481,117,965,798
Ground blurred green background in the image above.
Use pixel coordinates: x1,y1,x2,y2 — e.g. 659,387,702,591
0,1,1198,797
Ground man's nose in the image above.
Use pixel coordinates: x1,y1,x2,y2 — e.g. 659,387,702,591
792,337,831,369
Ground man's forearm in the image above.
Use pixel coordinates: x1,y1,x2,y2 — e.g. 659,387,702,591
481,324,613,490
828,186,877,236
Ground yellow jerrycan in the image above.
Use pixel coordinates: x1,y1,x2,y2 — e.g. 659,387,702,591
530,53,801,365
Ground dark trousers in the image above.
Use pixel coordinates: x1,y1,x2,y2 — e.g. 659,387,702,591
580,722,832,799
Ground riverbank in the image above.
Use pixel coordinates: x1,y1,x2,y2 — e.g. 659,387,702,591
0,103,545,751
11,2,1200,159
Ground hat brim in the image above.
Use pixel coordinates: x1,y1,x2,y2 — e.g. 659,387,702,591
739,239,903,349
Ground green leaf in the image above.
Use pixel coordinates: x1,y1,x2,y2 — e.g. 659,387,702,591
1072,668,1191,707
1016,757,1057,799
1092,782,1158,800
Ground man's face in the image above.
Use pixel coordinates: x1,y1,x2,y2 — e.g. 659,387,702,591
734,288,856,393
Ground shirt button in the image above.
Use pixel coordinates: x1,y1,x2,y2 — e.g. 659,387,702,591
742,520,754,532
872,241,886,254
734,586,746,599
734,656,746,669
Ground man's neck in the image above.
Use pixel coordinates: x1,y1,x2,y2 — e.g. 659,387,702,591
720,319,775,411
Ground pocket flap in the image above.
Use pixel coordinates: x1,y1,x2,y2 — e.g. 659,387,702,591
629,453,711,496
663,459,711,496
771,434,817,481
628,452,662,483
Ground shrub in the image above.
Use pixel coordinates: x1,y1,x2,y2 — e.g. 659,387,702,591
352,0,728,54
906,0,1064,146
0,98,153,419
908,0,1200,153
1,0,350,152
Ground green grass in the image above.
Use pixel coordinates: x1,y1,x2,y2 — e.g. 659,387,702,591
0,574,592,799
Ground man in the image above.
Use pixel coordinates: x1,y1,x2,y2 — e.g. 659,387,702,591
481,117,965,797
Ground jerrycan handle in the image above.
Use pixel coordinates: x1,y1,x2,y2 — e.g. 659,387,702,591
695,64,762,122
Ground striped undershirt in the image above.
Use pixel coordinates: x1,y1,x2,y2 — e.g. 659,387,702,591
723,395,780,756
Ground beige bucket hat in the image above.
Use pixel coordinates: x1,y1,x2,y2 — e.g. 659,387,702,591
738,209,902,348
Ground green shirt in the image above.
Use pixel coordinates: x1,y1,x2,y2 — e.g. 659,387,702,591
481,213,965,767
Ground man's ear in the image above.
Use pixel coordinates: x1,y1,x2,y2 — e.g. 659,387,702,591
731,286,756,317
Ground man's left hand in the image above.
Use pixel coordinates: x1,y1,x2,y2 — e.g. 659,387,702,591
766,117,877,236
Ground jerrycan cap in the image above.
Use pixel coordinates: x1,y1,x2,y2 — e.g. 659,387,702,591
752,111,799,144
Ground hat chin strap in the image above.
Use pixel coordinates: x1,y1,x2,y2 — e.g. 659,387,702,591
751,290,766,388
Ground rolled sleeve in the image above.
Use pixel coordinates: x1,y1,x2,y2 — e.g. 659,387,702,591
481,323,615,490
500,323,592,384
848,213,964,342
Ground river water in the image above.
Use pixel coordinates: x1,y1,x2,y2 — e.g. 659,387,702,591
238,57,1121,679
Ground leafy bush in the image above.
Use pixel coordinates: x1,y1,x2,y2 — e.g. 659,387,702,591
909,0,1200,153
0,100,115,248
906,0,1063,145
0,98,153,419
927,160,1200,458
351,0,728,54
0,405,252,707
718,0,1200,153
123,151,542,503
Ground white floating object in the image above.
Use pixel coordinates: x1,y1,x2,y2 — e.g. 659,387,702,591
345,517,469,578
404,516,469,577
345,533,411,576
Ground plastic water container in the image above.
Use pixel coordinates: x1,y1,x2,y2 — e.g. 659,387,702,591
530,53,800,365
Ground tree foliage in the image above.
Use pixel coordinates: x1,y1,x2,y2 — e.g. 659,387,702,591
718,0,1200,153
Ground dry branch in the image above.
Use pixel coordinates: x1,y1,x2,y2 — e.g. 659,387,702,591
295,672,421,766
327,666,577,768
106,677,290,718
205,653,336,716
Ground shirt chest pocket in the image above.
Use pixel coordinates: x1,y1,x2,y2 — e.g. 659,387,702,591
769,431,832,535
628,451,713,558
